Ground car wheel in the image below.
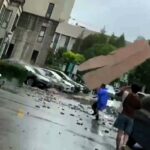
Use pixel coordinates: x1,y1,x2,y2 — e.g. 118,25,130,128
26,78,34,86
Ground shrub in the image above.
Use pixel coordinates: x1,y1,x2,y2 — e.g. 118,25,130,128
0,60,28,86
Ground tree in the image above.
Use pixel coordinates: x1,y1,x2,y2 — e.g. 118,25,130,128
63,51,85,64
79,33,108,52
109,33,117,46
115,34,125,48
46,47,66,66
82,43,116,59
128,59,150,92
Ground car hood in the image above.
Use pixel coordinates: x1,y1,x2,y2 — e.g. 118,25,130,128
62,80,74,87
36,74,50,82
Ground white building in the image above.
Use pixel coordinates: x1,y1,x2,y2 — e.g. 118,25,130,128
0,0,24,58
51,21,98,52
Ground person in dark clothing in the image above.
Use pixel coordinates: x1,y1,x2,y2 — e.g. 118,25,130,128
114,84,142,150
91,101,97,115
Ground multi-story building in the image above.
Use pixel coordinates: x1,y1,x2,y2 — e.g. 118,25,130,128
0,0,25,58
51,22,98,53
0,0,4,8
8,0,75,66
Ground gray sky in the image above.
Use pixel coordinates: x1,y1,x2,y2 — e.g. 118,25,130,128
70,0,150,41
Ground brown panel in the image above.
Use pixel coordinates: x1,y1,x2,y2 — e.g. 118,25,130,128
79,40,148,72
83,41,150,89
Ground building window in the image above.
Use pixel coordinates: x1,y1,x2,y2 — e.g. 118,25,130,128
53,33,60,50
11,14,19,31
31,50,39,64
64,36,70,49
0,7,12,29
46,3,54,19
37,26,46,42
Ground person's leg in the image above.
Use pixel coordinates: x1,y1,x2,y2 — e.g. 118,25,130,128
116,130,124,150
92,101,97,115
122,117,133,149
98,109,106,123
122,133,129,147
95,109,99,120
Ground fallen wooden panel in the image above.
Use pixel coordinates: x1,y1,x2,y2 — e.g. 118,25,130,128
79,40,148,72
83,41,150,89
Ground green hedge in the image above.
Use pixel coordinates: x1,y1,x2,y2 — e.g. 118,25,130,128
0,60,28,86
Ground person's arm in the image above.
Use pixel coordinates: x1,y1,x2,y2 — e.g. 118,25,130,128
116,86,131,97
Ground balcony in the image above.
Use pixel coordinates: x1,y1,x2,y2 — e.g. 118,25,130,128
10,0,25,5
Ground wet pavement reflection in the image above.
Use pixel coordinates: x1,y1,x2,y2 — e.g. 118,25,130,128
0,88,116,150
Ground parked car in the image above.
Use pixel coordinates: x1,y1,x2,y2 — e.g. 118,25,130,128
24,65,51,89
33,67,57,87
2,59,51,89
50,69,81,93
42,69,75,93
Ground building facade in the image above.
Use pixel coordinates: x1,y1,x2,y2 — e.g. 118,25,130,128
50,22,98,53
0,0,25,58
8,0,75,66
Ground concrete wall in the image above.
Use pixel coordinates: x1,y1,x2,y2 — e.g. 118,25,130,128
11,12,58,66
0,0,4,8
0,0,23,57
23,0,75,21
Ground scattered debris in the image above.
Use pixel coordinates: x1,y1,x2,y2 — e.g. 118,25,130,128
104,130,109,133
60,112,64,115
76,120,83,126
35,105,40,108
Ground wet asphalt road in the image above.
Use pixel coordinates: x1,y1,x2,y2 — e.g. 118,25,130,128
0,88,116,150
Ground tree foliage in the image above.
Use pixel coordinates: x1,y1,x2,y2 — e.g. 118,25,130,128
63,51,85,64
128,59,150,92
82,43,116,59
73,32,126,60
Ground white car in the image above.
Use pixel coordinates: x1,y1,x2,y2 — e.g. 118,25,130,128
50,69,82,93
43,69,75,93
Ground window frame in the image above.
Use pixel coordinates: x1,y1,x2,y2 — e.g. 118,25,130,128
46,3,54,19
37,26,47,43
0,7,13,29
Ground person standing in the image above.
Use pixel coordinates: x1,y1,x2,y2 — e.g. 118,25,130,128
114,84,141,150
96,84,110,121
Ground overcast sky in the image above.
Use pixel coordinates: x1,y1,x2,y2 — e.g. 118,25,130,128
70,0,150,41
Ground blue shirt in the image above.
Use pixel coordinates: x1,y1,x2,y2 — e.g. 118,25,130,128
97,88,109,110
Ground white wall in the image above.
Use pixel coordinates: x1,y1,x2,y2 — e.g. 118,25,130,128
23,0,75,21
67,38,76,50
51,33,76,51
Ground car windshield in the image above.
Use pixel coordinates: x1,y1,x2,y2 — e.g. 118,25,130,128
45,69,62,81
25,65,36,74
53,69,72,81
34,68,46,76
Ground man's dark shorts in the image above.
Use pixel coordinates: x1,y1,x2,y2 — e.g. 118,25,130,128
114,113,134,135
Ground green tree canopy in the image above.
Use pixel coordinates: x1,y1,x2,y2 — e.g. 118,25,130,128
79,33,108,52
73,32,126,60
82,43,116,59
63,51,85,64
128,59,150,92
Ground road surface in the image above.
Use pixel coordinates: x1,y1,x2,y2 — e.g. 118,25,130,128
0,88,116,150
